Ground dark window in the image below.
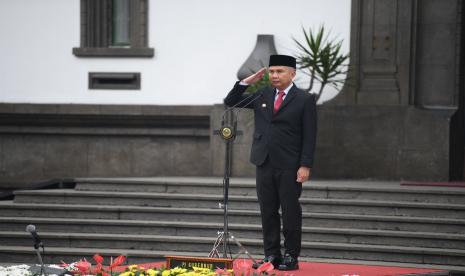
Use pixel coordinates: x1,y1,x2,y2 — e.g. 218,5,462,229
73,0,154,57
89,72,141,89
112,0,131,47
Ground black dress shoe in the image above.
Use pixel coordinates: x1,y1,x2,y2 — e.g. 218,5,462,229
252,255,282,269
278,253,299,270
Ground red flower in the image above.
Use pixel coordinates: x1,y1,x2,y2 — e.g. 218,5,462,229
91,265,111,276
93,254,104,264
110,255,126,268
74,258,92,274
215,268,231,275
235,259,250,270
234,259,252,276
92,263,103,273
256,262,274,274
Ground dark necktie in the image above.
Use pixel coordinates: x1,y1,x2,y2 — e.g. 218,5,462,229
274,90,285,114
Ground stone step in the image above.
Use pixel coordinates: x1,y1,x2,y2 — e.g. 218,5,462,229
3,232,465,266
0,231,252,255
3,177,465,269
0,217,259,239
305,198,465,219
13,189,465,219
2,217,465,250
75,177,257,196
74,177,465,204
1,201,464,234
309,181,465,204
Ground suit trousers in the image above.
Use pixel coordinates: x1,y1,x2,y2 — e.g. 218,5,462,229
256,157,302,258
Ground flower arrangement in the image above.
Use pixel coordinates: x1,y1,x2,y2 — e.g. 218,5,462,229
61,254,126,275
116,261,275,276
0,254,281,276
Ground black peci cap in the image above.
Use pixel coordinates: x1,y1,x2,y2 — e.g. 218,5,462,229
268,54,296,68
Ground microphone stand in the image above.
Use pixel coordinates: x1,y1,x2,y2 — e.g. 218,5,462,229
209,106,257,267
26,225,65,275
34,245,46,276
26,224,47,276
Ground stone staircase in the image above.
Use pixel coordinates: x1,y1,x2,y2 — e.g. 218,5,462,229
0,177,465,270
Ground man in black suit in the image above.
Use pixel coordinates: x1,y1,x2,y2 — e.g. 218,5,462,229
224,55,317,271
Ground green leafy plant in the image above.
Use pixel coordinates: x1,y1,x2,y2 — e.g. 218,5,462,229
293,25,349,101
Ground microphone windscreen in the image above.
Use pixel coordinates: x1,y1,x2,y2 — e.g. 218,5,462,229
26,224,36,233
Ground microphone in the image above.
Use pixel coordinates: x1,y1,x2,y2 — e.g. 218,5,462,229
220,90,264,140
26,224,43,249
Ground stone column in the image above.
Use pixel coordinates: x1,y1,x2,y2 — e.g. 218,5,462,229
333,0,416,105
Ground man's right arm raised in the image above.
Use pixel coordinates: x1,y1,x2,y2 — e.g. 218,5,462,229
224,68,266,108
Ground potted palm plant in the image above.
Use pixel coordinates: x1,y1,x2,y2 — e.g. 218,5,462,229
293,25,349,101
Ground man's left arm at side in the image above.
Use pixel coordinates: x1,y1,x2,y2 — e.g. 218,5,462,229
297,94,318,182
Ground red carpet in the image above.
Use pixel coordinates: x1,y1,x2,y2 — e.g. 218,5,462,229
119,259,447,276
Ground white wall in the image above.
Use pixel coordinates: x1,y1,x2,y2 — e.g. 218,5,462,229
0,0,351,105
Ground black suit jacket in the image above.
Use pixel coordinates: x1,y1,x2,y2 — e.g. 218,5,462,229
224,82,317,169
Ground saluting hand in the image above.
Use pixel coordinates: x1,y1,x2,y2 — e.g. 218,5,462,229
242,67,267,85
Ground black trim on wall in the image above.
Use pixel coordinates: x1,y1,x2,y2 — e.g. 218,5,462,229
0,104,212,136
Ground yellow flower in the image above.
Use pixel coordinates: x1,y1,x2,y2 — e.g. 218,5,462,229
172,267,188,273
119,265,218,276
146,268,159,276
192,266,211,273
128,264,140,272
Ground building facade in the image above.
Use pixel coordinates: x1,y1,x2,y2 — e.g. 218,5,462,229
0,0,463,189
